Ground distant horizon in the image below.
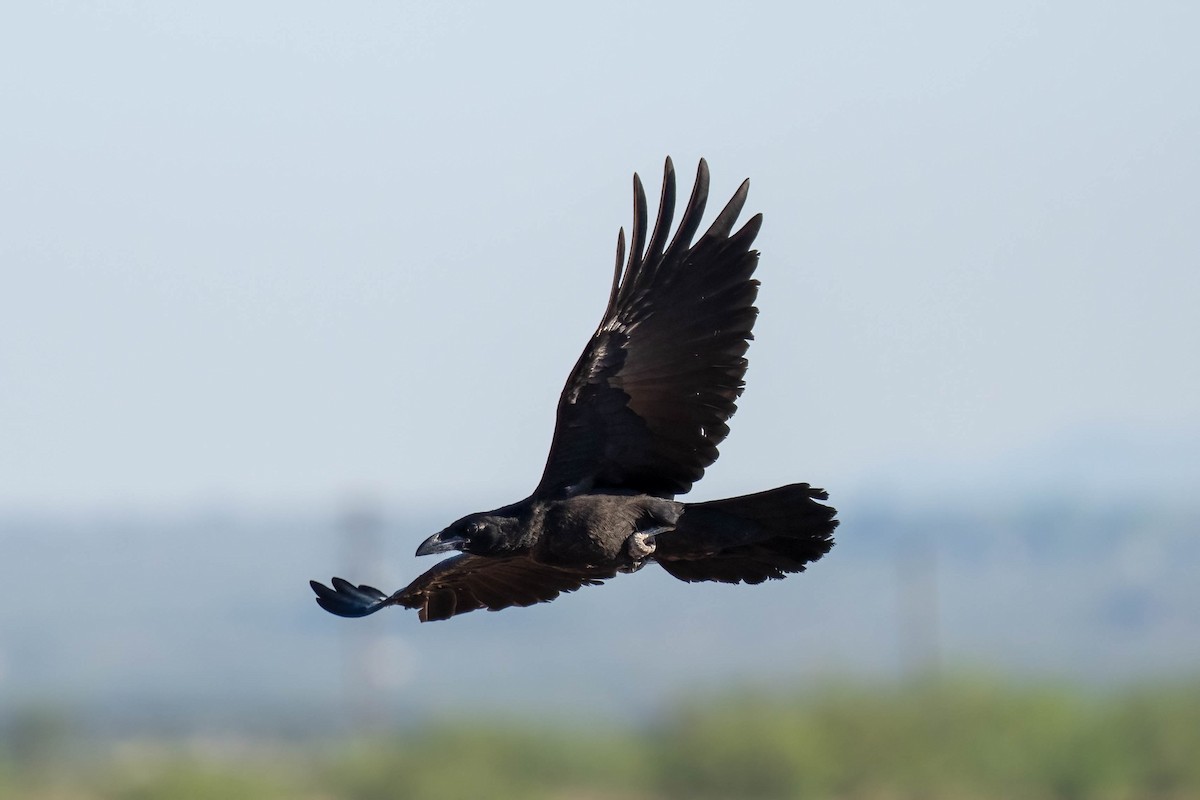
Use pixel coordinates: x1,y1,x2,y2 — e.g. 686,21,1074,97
3,421,1194,517
3,496,1196,729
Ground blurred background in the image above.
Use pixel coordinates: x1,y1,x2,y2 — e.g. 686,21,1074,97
2,1,1198,798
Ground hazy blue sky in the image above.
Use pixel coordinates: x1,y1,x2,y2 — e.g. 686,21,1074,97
3,2,1197,512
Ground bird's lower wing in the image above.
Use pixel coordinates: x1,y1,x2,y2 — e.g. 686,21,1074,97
397,554,614,621
312,555,614,623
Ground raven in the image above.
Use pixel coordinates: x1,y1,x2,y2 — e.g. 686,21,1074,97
311,158,838,622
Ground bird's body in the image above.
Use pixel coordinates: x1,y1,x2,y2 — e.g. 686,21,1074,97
528,493,681,571
311,158,838,622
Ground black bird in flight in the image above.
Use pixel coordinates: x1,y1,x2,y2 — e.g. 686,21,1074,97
311,158,838,622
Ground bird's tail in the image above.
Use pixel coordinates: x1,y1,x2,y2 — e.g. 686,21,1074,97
655,483,837,584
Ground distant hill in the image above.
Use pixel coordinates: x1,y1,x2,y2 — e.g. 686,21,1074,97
2,489,1198,734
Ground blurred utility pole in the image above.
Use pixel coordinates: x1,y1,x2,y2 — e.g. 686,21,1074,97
338,497,388,731
896,538,941,679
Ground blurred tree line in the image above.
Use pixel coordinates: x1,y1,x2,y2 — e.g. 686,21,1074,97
3,676,1199,799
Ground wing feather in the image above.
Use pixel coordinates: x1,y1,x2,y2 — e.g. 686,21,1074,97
391,555,613,622
535,158,761,499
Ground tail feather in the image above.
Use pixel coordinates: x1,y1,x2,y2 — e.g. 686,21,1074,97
655,483,837,584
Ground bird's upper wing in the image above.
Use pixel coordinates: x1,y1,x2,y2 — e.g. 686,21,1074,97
534,158,762,499
397,555,615,621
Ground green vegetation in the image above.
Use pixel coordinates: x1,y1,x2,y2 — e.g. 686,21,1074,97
3,677,1200,799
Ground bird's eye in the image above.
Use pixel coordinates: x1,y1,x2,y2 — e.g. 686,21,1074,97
467,522,484,535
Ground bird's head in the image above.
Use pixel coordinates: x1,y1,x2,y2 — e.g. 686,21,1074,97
415,513,514,557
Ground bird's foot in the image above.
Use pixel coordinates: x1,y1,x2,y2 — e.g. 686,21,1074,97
624,530,658,561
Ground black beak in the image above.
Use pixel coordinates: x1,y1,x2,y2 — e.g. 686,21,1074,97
415,529,466,557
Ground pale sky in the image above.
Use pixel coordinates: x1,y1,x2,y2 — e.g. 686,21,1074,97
2,2,1198,512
